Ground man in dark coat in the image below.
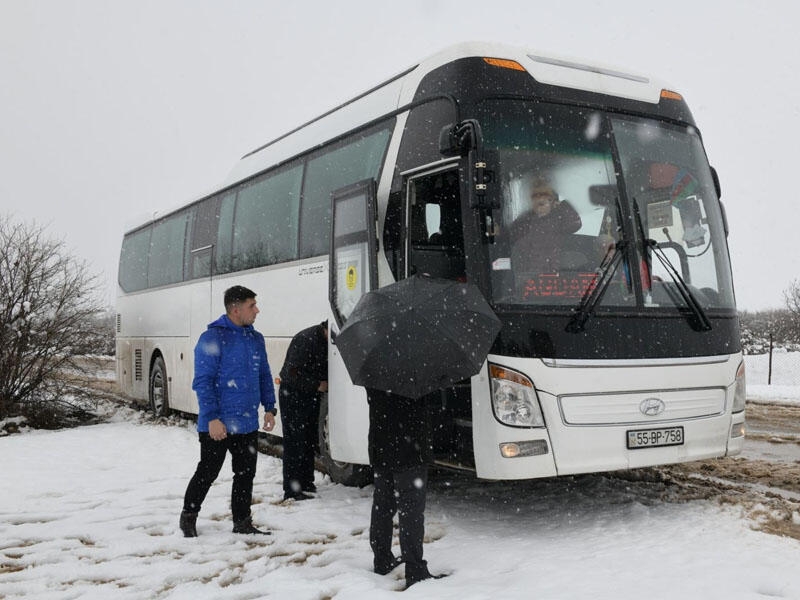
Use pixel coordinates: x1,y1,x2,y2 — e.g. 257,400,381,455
279,321,328,501
367,388,442,589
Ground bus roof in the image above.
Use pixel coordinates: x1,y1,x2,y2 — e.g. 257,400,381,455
223,42,670,189
127,42,674,232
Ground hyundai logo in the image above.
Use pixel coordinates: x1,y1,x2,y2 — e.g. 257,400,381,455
639,397,665,417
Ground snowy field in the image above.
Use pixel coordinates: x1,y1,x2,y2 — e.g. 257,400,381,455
2,355,800,599
744,352,800,407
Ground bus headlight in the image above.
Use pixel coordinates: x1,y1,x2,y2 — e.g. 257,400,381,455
732,360,746,413
489,364,545,428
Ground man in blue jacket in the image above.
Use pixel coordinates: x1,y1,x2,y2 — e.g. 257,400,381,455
179,285,277,537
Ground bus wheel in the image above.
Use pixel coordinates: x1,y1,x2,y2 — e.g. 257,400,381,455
149,356,170,417
317,394,372,487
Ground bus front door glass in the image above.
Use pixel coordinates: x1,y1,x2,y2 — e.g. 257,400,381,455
329,179,379,327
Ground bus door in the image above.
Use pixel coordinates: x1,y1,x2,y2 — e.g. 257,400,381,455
327,179,379,465
404,165,476,467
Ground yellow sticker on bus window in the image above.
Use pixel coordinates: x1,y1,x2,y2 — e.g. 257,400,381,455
346,265,358,290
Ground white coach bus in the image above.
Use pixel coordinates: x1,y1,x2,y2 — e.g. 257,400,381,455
116,42,745,485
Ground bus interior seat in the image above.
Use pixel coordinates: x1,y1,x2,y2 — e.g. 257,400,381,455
555,234,597,271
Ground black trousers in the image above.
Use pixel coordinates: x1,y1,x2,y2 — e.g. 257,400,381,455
370,465,428,577
183,431,258,523
279,388,320,494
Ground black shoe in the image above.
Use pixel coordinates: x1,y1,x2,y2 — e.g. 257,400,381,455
405,573,448,589
405,563,447,589
374,556,403,575
179,510,198,537
302,483,317,493
232,517,270,535
283,491,313,501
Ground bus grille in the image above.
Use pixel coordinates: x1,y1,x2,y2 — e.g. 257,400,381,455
134,349,143,381
559,388,725,425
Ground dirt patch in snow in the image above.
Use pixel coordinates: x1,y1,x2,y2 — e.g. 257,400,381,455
624,403,800,541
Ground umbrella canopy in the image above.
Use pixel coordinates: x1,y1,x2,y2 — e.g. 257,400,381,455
335,275,502,399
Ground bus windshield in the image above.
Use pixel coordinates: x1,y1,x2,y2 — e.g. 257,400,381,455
480,98,735,313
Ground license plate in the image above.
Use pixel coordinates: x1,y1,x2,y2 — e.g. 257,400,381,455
626,426,684,449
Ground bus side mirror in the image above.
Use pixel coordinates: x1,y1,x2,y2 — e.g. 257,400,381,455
439,124,462,157
719,199,729,237
711,166,722,199
439,119,483,156
710,166,728,237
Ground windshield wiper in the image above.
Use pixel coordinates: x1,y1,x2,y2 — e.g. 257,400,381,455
565,240,627,333
632,199,712,332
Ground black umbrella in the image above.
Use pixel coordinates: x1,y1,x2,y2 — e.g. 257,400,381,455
335,275,502,399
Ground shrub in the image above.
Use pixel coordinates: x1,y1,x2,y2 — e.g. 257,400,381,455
0,215,107,426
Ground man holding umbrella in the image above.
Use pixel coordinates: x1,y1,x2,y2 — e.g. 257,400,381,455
334,274,502,589
367,386,442,588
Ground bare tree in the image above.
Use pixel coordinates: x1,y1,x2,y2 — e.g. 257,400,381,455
786,278,800,318
0,215,106,426
783,279,800,344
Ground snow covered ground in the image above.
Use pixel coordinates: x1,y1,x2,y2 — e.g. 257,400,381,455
2,356,800,599
744,351,800,407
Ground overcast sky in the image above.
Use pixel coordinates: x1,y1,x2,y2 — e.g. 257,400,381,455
1,0,796,311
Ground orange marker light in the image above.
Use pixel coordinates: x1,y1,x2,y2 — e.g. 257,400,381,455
483,57,526,72
661,89,683,101
489,364,533,387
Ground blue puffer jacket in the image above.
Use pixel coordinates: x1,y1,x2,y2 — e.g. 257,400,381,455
192,314,276,434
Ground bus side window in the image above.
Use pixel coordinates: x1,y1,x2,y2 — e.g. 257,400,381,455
407,169,465,280
188,196,220,280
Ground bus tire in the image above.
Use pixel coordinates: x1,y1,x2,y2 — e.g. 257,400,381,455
148,356,170,418
317,394,372,487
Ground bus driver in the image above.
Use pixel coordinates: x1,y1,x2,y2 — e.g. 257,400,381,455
507,176,582,277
